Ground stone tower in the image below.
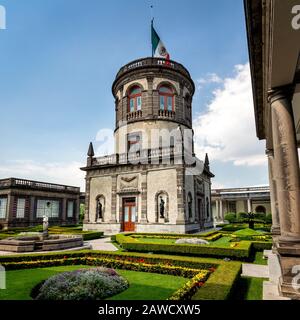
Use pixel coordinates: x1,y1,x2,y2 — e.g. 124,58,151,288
81,57,214,234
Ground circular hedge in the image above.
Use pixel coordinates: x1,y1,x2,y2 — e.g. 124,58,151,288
32,267,129,300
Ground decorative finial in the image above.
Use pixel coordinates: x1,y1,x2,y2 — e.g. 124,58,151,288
87,142,95,157
205,153,209,166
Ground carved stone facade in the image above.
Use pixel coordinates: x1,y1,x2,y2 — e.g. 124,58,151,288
81,57,214,234
0,178,80,229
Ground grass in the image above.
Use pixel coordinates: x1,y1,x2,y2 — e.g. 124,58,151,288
133,238,176,245
131,236,233,247
231,276,267,300
108,270,187,300
253,251,268,265
0,265,187,300
211,236,232,246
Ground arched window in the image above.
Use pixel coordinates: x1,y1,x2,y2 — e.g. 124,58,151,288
255,205,266,214
159,85,174,111
128,86,142,112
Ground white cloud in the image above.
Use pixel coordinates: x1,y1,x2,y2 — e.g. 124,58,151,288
0,160,85,190
194,63,267,167
197,73,223,89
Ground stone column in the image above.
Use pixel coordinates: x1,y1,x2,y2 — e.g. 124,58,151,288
140,172,148,223
269,87,300,242
83,176,91,223
247,198,252,213
216,200,219,220
219,200,223,220
110,174,117,223
61,198,67,225
6,193,15,227
266,149,280,234
29,196,35,225
176,167,186,224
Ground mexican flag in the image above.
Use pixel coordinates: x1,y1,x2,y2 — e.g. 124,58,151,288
151,23,170,61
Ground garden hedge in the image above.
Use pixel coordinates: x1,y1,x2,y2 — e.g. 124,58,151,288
0,250,241,300
192,261,242,300
115,234,252,260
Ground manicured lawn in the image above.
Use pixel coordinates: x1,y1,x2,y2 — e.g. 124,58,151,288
231,276,267,300
211,236,232,247
133,237,176,244
0,265,187,300
108,270,187,300
132,236,233,247
253,251,268,265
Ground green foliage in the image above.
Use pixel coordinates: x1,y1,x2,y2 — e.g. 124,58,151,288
192,261,242,300
237,212,248,220
224,213,237,223
115,234,252,260
231,276,267,300
233,228,264,237
131,232,222,242
169,272,210,300
79,204,85,223
81,232,103,241
265,214,272,224
0,225,103,241
0,250,243,301
33,267,129,300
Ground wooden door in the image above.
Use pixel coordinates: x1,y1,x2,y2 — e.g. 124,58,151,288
122,198,136,232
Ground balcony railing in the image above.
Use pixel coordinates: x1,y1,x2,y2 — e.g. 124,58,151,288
115,58,191,80
158,110,176,118
92,146,186,167
0,178,80,193
127,110,143,121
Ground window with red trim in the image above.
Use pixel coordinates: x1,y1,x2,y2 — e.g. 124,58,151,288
159,85,174,111
128,86,142,112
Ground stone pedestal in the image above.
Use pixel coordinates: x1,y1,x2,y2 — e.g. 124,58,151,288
275,242,300,299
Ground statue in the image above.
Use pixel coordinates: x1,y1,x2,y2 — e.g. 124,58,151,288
160,197,165,218
43,215,49,239
96,199,103,221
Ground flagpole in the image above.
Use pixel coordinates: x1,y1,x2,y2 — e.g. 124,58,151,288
151,4,154,58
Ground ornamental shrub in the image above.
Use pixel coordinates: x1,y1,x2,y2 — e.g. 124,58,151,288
265,214,272,224
224,213,236,223
34,267,129,300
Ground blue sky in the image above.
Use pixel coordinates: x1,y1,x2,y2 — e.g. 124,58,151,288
0,0,268,189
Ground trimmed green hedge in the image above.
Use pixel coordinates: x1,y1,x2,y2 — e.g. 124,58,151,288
116,234,252,260
0,249,241,300
81,232,103,241
131,232,222,242
0,229,103,241
192,261,242,300
251,241,272,251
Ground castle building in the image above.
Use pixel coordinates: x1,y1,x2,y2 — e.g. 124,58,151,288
0,178,80,229
212,186,271,223
81,57,214,234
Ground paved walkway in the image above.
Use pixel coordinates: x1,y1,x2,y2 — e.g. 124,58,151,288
87,237,118,251
242,263,269,278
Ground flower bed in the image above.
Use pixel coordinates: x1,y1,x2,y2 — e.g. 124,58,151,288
0,250,241,300
32,267,129,300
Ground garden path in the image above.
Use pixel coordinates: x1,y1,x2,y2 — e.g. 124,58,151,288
87,237,118,251
242,263,269,278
